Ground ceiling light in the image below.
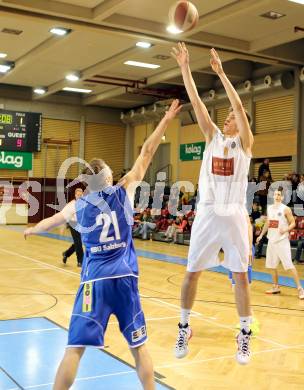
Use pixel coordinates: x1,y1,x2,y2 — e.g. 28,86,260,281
288,0,304,4
34,87,47,95
50,27,71,36
0,61,14,73
136,41,152,48
0,53,7,58
260,11,286,19
0,65,11,73
124,60,160,69
166,25,183,34
63,87,92,93
65,72,81,81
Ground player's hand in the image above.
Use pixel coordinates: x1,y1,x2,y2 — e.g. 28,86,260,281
279,227,288,235
210,48,224,75
171,42,189,68
256,235,262,243
24,227,34,240
164,99,182,121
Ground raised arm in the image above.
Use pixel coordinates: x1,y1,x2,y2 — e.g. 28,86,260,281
24,200,76,238
171,42,216,144
210,48,254,154
122,100,182,189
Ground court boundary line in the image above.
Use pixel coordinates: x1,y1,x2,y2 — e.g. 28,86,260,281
0,365,24,390
0,247,300,361
155,343,304,369
0,247,293,348
44,316,175,389
0,328,61,337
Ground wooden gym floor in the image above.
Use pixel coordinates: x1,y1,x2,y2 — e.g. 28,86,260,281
0,225,304,390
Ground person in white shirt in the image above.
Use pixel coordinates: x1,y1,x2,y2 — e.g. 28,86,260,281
257,187,304,299
171,42,254,365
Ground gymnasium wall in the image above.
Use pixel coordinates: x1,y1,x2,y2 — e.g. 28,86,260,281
0,97,125,180
133,119,180,183
132,91,297,186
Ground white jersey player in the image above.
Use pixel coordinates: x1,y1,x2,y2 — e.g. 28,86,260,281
257,188,304,299
171,43,254,365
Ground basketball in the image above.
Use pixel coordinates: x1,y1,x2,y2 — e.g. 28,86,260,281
169,1,199,32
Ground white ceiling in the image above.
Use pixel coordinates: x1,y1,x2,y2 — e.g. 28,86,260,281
0,0,303,109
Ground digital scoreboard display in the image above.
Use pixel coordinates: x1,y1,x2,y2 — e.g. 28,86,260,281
0,109,42,152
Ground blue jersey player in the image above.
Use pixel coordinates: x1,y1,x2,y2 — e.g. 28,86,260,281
24,99,182,390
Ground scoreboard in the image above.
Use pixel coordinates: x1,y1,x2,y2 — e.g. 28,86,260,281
0,109,42,152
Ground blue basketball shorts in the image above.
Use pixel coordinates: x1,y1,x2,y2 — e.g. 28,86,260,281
67,276,147,348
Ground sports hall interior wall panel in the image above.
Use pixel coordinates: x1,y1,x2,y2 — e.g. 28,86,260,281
179,123,204,186
33,119,80,179
84,123,125,179
252,130,296,158
133,119,180,184
255,95,294,133
253,160,293,182
0,170,28,179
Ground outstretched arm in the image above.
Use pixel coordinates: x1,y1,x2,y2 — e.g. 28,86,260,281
171,42,216,144
210,48,254,154
121,100,182,192
24,200,76,238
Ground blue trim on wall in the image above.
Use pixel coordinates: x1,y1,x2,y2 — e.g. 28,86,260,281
38,232,303,289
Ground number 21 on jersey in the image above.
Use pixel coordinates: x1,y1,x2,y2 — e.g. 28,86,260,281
96,211,121,243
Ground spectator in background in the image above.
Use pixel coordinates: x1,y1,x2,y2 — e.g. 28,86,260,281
62,188,84,267
165,215,187,242
258,158,271,181
296,174,304,205
257,170,272,210
254,211,268,257
250,202,261,223
294,236,304,264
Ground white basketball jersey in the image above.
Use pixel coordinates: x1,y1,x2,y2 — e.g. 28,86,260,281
198,129,251,206
267,203,289,243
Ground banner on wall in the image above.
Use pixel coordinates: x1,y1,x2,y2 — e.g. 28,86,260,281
0,151,32,170
180,142,205,161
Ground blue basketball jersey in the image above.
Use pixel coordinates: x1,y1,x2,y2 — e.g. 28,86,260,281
75,185,138,282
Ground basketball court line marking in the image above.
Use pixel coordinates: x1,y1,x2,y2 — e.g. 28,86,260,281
144,295,289,348
0,247,296,349
0,268,50,271
155,343,304,369
0,328,60,336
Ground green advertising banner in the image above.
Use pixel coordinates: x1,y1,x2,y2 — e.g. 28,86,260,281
0,151,32,170
180,142,205,161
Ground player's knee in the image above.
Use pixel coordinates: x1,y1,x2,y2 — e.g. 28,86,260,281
185,271,201,284
233,272,248,286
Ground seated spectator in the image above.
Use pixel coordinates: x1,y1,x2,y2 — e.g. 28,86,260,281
132,210,152,238
165,215,188,243
254,212,268,257
293,236,304,264
250,202,261,222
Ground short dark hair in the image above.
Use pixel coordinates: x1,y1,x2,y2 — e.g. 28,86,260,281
277,186,284,194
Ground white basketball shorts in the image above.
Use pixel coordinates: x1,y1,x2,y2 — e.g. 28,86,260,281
266,239,294,270
187,204,249,273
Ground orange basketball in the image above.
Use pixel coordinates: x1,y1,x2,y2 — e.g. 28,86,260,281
168,1,199,32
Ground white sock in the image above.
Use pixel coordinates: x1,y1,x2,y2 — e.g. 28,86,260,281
240,316,251,333
180,308,191,326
